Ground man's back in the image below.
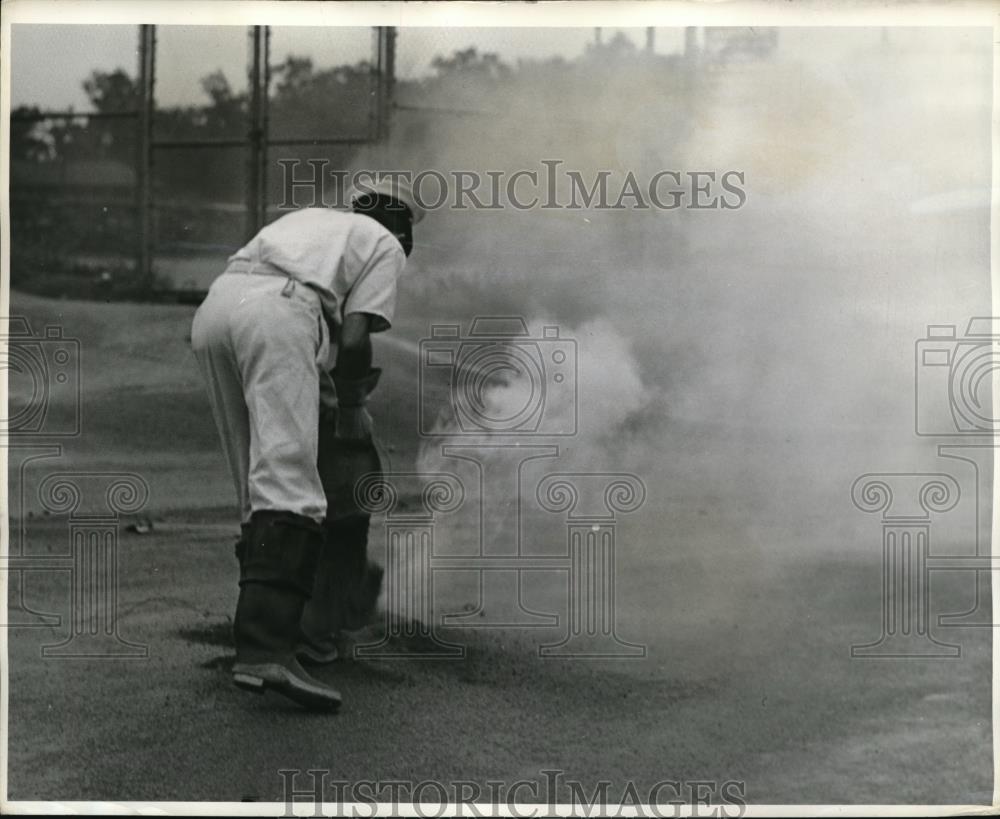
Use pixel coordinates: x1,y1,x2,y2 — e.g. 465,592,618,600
230,208,406,331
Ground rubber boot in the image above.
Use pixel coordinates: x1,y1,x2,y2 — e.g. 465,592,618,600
298,515,384,665
231,511,342,711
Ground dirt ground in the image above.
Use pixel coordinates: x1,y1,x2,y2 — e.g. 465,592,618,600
3,290,992,807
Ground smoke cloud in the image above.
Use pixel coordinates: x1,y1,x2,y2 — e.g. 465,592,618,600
356,28,993,640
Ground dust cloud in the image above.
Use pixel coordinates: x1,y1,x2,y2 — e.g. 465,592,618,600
355,28,993,633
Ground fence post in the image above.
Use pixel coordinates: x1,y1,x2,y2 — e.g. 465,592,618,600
245,26,269,240
136,24,155,295
260,26,271,228
372,27,396,141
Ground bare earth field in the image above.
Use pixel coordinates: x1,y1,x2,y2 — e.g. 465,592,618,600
4,290,992,806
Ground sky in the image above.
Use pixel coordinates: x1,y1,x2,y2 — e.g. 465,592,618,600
11,24,690,110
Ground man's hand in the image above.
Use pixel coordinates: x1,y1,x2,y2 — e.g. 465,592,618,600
331,370,381,440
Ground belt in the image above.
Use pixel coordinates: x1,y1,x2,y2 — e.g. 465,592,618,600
224,259,290,278
224,259,304,298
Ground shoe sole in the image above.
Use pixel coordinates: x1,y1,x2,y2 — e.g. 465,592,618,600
233,664,341,711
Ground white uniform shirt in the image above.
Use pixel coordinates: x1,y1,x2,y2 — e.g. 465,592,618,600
229,208,406,333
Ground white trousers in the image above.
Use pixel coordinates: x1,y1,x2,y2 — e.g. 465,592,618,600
191,271,331,524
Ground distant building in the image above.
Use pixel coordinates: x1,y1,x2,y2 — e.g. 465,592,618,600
700,27,780,60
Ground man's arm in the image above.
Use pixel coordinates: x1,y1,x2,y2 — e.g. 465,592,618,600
332,235,404,439
335,312,373,379
331,312,380,440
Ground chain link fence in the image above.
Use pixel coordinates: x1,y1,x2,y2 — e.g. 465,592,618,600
9,24,392,302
